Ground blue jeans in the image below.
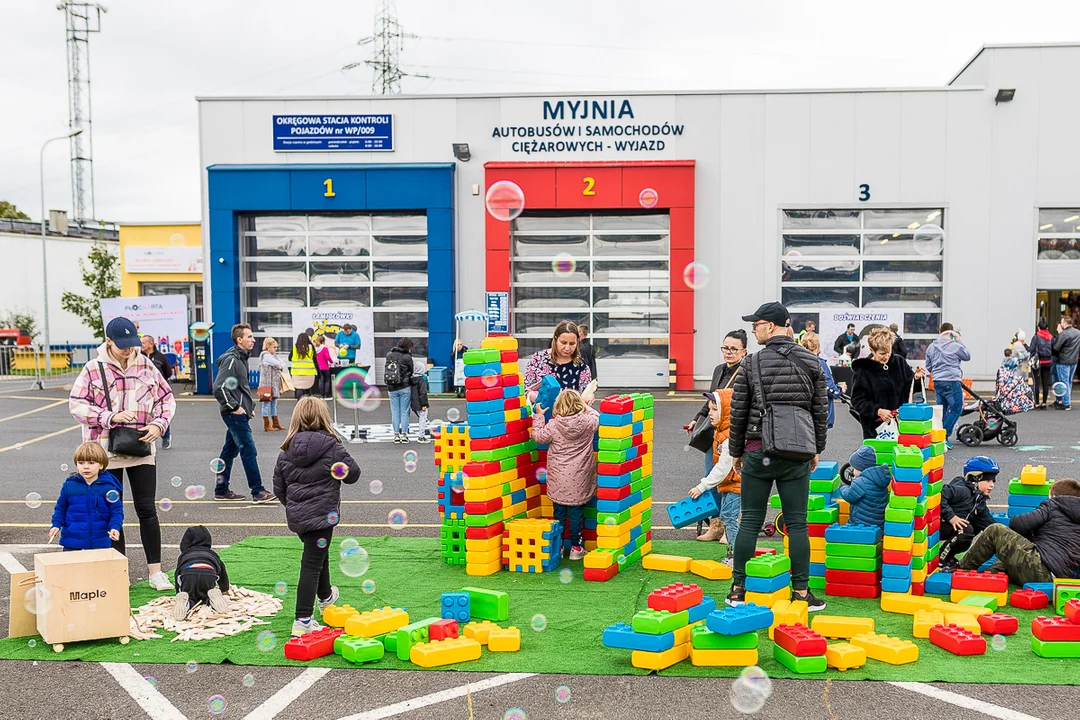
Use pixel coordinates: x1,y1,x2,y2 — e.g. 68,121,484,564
261,399,278,417
936,380,964,439
716,491,741,554
1054,363,1077,407
389,388,412,435
553,503,584,548
217,413,265,495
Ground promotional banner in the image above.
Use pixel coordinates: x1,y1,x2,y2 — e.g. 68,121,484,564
291,308,375,367
123,246,203,274
99,295,190,378
817,308,905,362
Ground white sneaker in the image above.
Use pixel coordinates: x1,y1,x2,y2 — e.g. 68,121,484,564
172,591,190,621
207,587,230,615
291,617,323,637
722,555,734,568
317,586,340,614
569,545,586,561
149,571,172,591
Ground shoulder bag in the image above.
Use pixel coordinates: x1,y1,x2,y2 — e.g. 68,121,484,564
98,361,152,458
688,367,741,453
751,349,817,462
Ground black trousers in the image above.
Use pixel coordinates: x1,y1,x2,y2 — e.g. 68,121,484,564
1032,364,1052,404
296,528,334,619
178,567,219,605
110,465,162,565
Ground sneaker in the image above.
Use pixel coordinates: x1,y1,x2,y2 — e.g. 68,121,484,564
569,545,585,561
215,491,246,501
148,571,172,592
162,436,172,449
291,617,324,637
722,554,734,568
251,490,276,503
317,586,340,614
939,557,959,574
393,435,403,444
172,591,190,621
725,586,746,607
945,440,953,451
206,587,230,615
792,588,826,612
402,435,410,444
416,435,431,444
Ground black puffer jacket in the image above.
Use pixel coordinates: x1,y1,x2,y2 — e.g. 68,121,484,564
729,337,828,457
939,476,993,534
849,356,916,439
1011,495,1080,579
175,525,229,592
273,431,361,535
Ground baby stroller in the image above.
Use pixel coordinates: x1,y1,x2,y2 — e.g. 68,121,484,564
956,383,1019,447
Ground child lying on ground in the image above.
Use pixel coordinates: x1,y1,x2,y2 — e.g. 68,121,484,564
840,445,891,528
687,390,740,565
955,478,1080,584
173,525,231,620
49,442,123,551
938,456,998,570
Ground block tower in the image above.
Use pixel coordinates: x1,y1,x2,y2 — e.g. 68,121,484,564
435,418,470,566
824,523,882,598
1009,465,1049,518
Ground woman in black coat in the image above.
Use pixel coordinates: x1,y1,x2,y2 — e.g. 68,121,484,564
850,327,925,439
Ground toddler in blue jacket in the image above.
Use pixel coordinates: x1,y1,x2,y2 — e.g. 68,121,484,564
840,445,891,527
49,442,124,550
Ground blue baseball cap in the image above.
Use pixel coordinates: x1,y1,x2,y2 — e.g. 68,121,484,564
105,317,141,349
849,445,878,472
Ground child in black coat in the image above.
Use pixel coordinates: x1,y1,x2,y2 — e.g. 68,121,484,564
173,525,230,620
410,361,430,443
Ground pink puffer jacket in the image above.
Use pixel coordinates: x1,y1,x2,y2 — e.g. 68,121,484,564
531,407,599,506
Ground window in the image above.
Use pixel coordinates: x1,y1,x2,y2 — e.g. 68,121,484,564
140,282,204,324
1037,209,1080,260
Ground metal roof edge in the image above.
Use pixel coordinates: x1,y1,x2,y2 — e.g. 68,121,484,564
948,42,1080,85
117,221,201,227
205,162,456,171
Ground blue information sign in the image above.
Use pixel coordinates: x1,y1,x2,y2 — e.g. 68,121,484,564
273,114,394,152
486,292,509,334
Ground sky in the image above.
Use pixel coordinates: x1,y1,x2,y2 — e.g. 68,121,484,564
3,0,1080,223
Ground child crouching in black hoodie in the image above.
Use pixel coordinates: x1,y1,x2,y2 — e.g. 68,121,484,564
173,525,230,620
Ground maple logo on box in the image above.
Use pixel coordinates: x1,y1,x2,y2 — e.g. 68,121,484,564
69,589,107,602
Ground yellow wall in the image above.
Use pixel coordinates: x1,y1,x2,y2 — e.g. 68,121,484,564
118,223,203,297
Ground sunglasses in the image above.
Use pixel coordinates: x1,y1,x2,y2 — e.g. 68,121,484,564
752,321,773,329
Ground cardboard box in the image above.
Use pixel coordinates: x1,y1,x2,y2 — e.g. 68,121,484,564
34,549,129,644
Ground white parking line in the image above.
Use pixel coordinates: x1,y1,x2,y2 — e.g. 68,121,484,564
0,551,27,574
243,667,330,720
890,682,1043,720
101,662,189,720
336,673,536,720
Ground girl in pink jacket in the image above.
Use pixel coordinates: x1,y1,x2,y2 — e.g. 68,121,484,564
532,389,599,561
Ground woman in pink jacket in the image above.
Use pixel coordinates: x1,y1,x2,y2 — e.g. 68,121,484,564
532,389,599,561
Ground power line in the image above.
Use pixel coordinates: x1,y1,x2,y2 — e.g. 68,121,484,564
343,0,426,94
59,1,106,225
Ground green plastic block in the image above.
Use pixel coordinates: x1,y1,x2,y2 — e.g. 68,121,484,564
462,348,491,364
598,450,627,464
342,636,385,664
624,547,643,565
641,485,653,501
334,633,356,655
885,507,915,524
914,528,927,544
888,494,917,510
630,468,642,483
395,617,440,660
583,506,599,520
958,594,999,611
598,508,631,526
632,608,689,635
499,457,517,472
825,542,882,558
893,446,924,468
381,631,398,652
1031,637,1080,658
810,476,842,493
915,501,927,515
807,506,839,524
643,407,654,420
930,442,946,457
928,541,942,558
875,452,895,465
770,495,782,509
805,494,826,511
1057,587,1080,614
927,480,943,495
641,508,653,526
745,553,792,578
808,576,826,591
773,644,827,673
825,556,879,572
897,419,932,434
465,510,504,527
598,436,634,451
1008,478,1052,496
631,477,649,495
640,518,653,534
691,626,759,650
462,587,509,622
864,438,898,453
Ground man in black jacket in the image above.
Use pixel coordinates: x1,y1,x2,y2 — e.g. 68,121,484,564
729,302,829,611
833,323,858,356
213,324,274,502
142,335,175,448
577,325,598,382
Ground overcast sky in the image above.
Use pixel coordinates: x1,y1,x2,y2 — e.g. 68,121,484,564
3,0,1080,223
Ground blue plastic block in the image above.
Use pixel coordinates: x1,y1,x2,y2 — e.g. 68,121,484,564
666,493,719,530
686,596,718,624
824,523,882,545
1007,507,1033,519
809,562,826,577
921,446,933,461
991,512,1010,525
705,603,773,636
503,385,522,398
923,571,952,595
597,472,633,488
596,491,643,514
978,555,998,572
881,576,912,593
463,361,503,377
881,564,912,581
891,465,927,483
884,520,915,538
746,572,792,594
898,403,933,421
535,375,560,422
810,461,840,480
599,411,632,426
1024,582,1056,596
928,531,940,549
440,592,471,622
1008,493,1046,509
602,622,675,652
465,399,503,415
469,423,507,439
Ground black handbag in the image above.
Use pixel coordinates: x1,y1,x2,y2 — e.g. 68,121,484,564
751,350,817,462
687,414,715,453
98,361,152,458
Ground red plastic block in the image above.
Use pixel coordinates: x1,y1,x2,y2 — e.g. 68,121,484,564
648,583,704,613
429,619,459,641
952,570,1008,593
284,627,343,661
583,564,619,582
899,434,930,448
929,624,986,656
926,556,940,574
465,498,504,514
465,387,504,402
775,623,828,657
500,351,518,363
808,523,829,538
927,517,941,536
928,467,944,483
892,481,923,497
598,457,642,476
882,550,912,566
825,582,880,599
599,396,633,414
1032,616,1080,642
1066,599,1080,624
910,582,925,596
977,613,1018,636
462,461,501,477
597,485,631,501
465,524,505,540
754,548,777,557
825,569,881,586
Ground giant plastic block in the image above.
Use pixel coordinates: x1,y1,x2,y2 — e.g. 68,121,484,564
284,627,344,661
825,642,866,671
1057,586,1080,615
913,609,946,638
810,615,874,639
340,636,385,664
1032,616,1080,642
344,607,409,639
769,599,809,640
666,493,719,529
1066,598,1080,624
1019,464,1048,485
745,554,792,578
850,632,919,665
746,572,792,594
933,601,992,618
825,582,880,599
488,626,521,651
631,642,690,670
461,587,509,622
772,644,827,673
1031,637,1080,658
1010,588,1049,610
410,636,482,667
952,570,1008,594
977,613,1018,635
775,624,827,657
746,587,791,608
322,604,359,628
944,613,981,634
706,603,773,635
632,608,690,635
923,572,953,596
691,625,758,650
602,622,674,653
462,620,501,646
689,645,759,667
429,619,460,642
686,596,718,624
394,617,440,661
954,592,1001,611
929,624,986,656
879,592,940,616
648,583,704,613
441,592,471,623
690,559,732,580
642,554,692,572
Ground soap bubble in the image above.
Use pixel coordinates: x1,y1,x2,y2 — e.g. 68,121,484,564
403,450,419,464
158,498,172,512
14,443,22,450
531,614,547,632
273,581,288,596
783,249,803,271
388,509,408,528
559,568,573,584
242,673,255,688
223,377,239,391
730,676,768,714
210,458,226,473
190,323,212,343
24,586,51,615
362,579,377,594
552,253,577,278
60,463,69,472
24,492,42,509
913,224,945,256
536,467,548,483
555,685,572,703
327,510,340,525
485,180,526,222
169,233,186,246
340,537,359,553
447,407,461,422
638,187,659,208
503,710,528,720
339,545,370,577
28,639,36,648
317,538,328,549
331,462,350,480
481,368,500,388
991,634,1007,651
604,516,616,526
184,485,206,501
256,631,276,652
740,666,773,697
682,262,710,289
144,676,158,689
335,367,379,411
170,476,182,488
106,489,120,503
209,695,227,714
369,479,384,495
186,660,197,674
404,461,418,473
762,457,772,467
617,554,626,566
1053,381,1068,398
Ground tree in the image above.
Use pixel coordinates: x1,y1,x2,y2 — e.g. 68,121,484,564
0,201,31,220
0,309,39,342
61,242,120,341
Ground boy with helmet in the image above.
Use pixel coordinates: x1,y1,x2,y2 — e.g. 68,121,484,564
938,456,999,572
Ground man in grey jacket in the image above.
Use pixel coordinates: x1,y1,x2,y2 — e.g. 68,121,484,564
925,322,970,446
1052,316,1080,410
213,324,274,502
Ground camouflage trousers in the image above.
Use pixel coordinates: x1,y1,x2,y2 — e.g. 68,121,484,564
958,523,1054,586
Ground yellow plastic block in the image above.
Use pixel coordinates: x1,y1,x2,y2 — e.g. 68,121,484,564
504,501,527,518
883,535,913,552
466,535,503,551
825,642,867,671
809,549,827,564
599,424,632,439
690,646,759,667
643,418,654,433
631,642,690,670
462,620,500,645
837,498,850,513
585,539,599,552
632,408,645,423
850,632,919,665
1020,464,1048,485
488,626,521,652
810,615,875,639
410,636,483,668
344,607,409,638
746,587,790,608
525,507,543,518
481,336,517,351
912,609,945,638
924,454,944,471
880,592,942,615
597,532,632,550
502,362,520,375
911,567,927,583
809,536,827,551
769,599,809,640
690,559,732,581
641,554,693,572
584,549,616,569
912,540,928,557
639,540,653,556
933,601,991,617
944,613,982,633
673,623,696,646
322,604,359,628
466,547,504,565
950,588,1008,606
524,483,542,500
930,428,946,443
926,493,941,509
597,519,635,537
465,559,503,576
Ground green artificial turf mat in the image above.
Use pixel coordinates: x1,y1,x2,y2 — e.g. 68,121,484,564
1,536,1076,684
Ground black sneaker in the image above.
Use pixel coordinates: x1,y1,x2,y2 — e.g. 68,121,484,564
792,588,827,612
725,586,746,607
938,557,959,574
215,491,246,501
251,490,276,503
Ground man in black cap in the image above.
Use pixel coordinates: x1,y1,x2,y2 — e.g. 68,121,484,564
727,301,829,612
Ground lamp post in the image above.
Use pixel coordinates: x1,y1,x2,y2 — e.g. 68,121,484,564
40,129,82,375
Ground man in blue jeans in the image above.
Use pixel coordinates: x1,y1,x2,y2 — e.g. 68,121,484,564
925,322,970,447
213,323,275,502
1052,316,1080,409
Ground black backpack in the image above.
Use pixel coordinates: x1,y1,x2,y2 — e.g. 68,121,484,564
384,351,406,385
